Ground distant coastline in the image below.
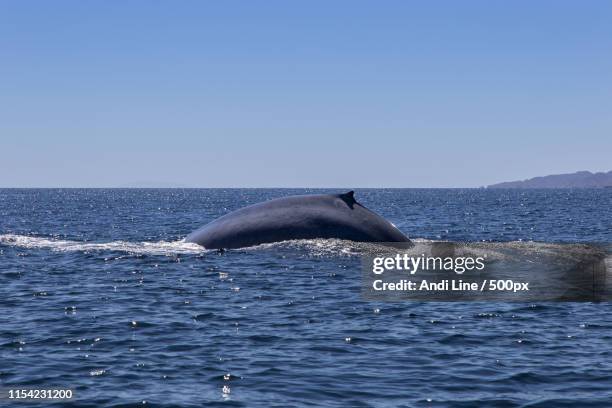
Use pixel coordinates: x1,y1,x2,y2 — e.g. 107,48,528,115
488,171,612,189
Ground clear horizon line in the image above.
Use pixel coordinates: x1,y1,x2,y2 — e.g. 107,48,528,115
0,185,486,189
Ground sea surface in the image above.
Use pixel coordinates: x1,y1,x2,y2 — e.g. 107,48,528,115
1,188,611,407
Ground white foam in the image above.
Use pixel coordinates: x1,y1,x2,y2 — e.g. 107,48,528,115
1,234,610,263
0,234,206,255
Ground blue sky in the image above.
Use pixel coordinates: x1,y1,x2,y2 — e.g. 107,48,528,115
1,1,610,187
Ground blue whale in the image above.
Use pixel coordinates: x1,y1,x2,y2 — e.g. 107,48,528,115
185,191,410,249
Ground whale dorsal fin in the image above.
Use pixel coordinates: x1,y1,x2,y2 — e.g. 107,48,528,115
339,190,356,208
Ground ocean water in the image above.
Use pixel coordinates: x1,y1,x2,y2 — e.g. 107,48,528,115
1,188,611,407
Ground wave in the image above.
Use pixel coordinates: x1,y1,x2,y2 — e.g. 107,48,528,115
0,234,205,255
1,234,610,263
0,234,379,257
0,234,440,258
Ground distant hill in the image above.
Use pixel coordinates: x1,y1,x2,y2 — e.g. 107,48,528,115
488,171,612,189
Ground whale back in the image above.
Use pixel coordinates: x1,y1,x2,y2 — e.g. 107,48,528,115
185,191,410,249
